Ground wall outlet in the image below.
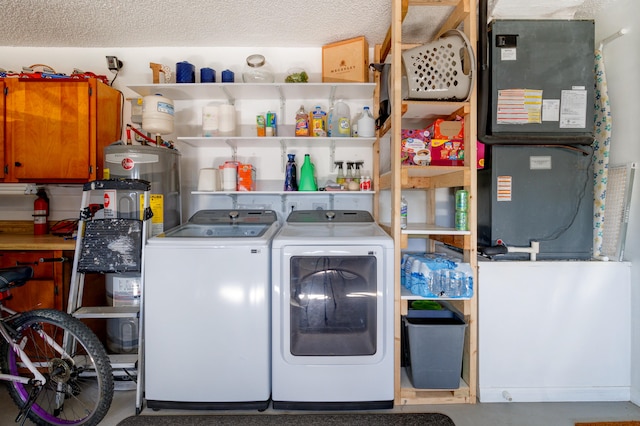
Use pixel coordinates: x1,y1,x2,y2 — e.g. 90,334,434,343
313,203,327,210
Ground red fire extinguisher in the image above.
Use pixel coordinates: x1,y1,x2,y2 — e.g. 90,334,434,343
33,188,49,235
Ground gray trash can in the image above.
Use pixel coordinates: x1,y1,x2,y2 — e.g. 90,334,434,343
402,309,467,389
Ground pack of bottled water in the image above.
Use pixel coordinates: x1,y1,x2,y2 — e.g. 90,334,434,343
401,252,473,299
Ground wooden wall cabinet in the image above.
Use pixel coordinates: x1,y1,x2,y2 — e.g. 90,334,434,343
0,80,5,180
1,78,121,183
374,0,478,405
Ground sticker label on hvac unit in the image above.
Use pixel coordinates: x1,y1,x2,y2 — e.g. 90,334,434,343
559,88,587,129
530,156,552,170
496,89,543,124
500,48,517,61
496,176,512,202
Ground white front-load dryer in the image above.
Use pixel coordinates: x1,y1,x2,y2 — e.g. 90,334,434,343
144,209,279,410
271,210,394,410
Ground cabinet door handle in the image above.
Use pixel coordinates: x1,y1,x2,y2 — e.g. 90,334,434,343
14,162,22,167
39,257,68,263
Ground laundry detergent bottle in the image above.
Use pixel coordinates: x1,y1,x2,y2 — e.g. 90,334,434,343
298,154,318,191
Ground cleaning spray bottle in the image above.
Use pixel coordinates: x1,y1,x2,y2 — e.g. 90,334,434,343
334,161,345,186
298,154,318,191
354,161,363,185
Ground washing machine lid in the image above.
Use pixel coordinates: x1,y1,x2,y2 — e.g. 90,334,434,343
274,210,392,246
286,210,373,223
154,209,278,239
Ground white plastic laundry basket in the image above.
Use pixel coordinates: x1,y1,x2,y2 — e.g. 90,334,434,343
402,29,475,101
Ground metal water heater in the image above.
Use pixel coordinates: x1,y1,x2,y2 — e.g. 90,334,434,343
104,143,182,236
103,143,182,354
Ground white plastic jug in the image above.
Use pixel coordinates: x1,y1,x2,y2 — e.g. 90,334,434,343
357,106,376,137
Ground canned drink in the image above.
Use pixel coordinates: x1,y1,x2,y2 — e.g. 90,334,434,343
455,210,468,231
360,176,371,191
455,189,468,212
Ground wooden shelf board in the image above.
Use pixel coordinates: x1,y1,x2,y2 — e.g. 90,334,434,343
398,368,472,405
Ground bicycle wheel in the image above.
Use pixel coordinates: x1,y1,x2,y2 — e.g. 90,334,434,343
0,309,114,426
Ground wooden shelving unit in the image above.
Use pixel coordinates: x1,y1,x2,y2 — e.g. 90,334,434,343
373,0,478,405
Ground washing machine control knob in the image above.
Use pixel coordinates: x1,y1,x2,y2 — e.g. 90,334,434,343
325,211,336,221
229,211,239,220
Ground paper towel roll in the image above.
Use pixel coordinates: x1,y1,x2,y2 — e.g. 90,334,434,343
202,105,219,137
197,168,220,191
218,104,236,135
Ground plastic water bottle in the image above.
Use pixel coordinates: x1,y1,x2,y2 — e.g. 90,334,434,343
357,106,376,137
400,196,408,229
404,255,416,288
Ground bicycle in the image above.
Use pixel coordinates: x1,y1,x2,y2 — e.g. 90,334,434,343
0,265,114,426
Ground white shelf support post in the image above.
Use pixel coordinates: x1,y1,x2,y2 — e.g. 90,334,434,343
280,140,288,172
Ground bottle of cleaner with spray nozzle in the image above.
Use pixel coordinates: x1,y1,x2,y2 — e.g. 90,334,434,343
335,161,345,187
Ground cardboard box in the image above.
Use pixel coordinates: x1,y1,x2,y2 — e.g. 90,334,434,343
401,128,431,166
322,36,369,83
237,163,256,191
428,119,465,167
427,119,485,168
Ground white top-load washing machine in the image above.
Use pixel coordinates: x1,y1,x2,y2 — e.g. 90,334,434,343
144,209,279,411
271,210,395,410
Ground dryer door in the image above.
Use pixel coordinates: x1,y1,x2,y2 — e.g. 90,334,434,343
278,245,387,364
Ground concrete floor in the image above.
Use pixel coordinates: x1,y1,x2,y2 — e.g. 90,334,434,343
3,389,640,426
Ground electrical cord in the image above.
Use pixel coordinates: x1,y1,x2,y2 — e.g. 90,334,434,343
49,219,79,237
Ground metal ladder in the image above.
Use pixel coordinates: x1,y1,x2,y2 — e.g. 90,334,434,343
67,179,152,415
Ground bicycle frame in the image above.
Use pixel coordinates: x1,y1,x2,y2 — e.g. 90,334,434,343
0,304,77,388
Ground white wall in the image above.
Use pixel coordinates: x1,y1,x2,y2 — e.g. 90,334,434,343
593,0,640,403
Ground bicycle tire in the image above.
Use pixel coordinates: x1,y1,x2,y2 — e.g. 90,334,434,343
0,309,114,426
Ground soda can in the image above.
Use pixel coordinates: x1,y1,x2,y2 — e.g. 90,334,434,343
455,210,468,231
455,189,468,212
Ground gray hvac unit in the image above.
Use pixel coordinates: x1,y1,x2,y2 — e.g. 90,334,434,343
479,19,595,144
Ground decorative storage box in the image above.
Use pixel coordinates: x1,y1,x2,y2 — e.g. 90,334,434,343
322,36,369,83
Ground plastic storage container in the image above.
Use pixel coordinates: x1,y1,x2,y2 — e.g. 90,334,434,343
242,54,275,83
106,272,140,354
402,310,467,389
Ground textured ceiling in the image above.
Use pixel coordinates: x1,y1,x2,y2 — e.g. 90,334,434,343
0,0,616,48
